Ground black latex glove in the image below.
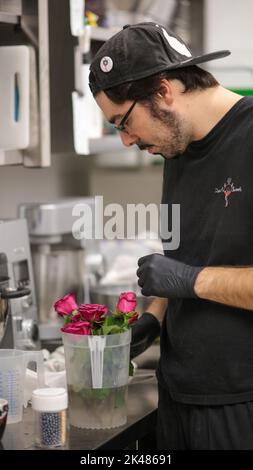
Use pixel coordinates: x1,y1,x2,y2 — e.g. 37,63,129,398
130,312,161,359
137,253,203,298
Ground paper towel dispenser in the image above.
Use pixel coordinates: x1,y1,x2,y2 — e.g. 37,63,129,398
0,0,50,167
0,45,34,151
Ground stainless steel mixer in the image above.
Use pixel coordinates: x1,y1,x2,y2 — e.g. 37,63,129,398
19,198,104,341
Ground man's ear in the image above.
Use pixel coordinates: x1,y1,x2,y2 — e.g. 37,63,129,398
157,79,173,106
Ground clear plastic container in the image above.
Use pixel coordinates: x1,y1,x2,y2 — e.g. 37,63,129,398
62,330,131,429
32,388,68,448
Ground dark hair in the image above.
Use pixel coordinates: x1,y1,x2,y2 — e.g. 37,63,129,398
103,65,219,104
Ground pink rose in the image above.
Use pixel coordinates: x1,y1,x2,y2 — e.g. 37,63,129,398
61,320,92,335
79,304,107,323
54,292,78,317
116,292,137,313
71,312,82,322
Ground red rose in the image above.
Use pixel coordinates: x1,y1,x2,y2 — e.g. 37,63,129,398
61,320,92,335
79,304,107,323
54,292,78,317
116,292,137,313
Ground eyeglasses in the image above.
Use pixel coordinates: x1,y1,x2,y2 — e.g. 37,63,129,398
114,101,137,133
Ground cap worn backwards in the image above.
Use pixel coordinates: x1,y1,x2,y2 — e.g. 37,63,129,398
89,22,230,96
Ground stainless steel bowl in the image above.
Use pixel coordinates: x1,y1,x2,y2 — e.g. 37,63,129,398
90,284,153,313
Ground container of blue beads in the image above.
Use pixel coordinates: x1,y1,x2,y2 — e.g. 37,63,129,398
32,388,68,448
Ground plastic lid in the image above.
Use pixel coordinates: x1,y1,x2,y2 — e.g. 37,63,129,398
32,387,68,412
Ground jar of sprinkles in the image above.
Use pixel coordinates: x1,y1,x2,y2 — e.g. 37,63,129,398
32,388,68,448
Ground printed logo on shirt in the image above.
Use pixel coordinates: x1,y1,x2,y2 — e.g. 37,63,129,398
214,177,242,207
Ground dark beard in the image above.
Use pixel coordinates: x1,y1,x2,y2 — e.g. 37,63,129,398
147,101,190,159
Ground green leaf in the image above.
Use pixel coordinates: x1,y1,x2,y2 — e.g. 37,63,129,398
101,324,122,335
63,315,72,324
129,361,134,376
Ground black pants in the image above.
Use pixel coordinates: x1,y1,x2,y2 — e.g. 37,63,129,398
157,383,253,450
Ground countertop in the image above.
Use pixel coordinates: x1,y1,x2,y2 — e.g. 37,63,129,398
2,369,158,450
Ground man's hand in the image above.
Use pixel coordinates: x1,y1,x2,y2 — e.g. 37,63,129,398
130,298,168,359
137,253,203,299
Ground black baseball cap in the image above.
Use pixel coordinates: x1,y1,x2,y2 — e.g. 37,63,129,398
89,22,230,95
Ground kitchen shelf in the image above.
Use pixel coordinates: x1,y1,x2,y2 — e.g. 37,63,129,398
49,1,126,156
0,12,19,24
0,0,21,23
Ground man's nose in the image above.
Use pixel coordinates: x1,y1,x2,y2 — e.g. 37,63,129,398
119,131,138,147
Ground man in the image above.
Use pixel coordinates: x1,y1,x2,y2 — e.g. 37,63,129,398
89,23,253,449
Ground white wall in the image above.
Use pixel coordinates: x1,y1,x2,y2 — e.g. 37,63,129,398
204,0,253,54
0,153,91,218
204,0,253,88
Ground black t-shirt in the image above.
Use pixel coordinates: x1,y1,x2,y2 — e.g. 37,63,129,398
158,96,253,405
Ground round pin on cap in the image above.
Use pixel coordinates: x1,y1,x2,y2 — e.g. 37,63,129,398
100,56,113,73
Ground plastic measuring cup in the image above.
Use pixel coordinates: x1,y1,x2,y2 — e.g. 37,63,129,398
0,349,44,423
